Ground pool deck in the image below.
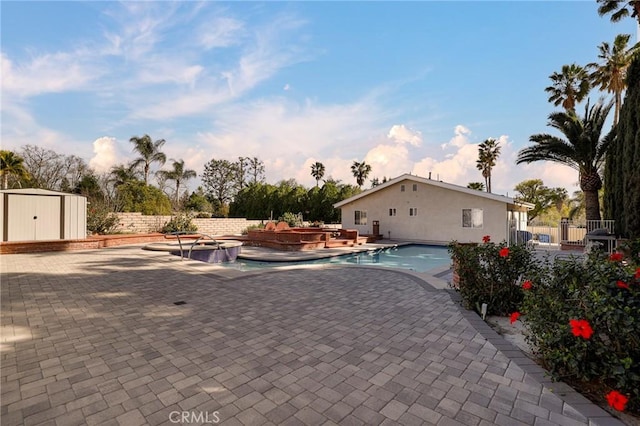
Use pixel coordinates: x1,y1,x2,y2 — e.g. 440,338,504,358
0,243,627,426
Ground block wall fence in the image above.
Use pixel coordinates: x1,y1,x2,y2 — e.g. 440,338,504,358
115,213,264,235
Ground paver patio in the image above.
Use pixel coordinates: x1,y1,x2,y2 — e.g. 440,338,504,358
0,246,625,425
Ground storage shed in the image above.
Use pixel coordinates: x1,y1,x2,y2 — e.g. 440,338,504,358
0,189,87,242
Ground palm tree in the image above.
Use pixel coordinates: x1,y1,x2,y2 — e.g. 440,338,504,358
597,0,640,24
476,138,501,193
310,162,325,187
129,134,167,185
109,163,139,187
545,64,591,111
467,182,485,191
158,159,197,206
351,161,372,188
588,34,640,125
516,100,614,222
0,150,29,189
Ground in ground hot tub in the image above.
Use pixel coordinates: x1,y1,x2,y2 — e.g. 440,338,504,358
143,239,243,263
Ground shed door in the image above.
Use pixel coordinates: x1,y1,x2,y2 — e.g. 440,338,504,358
7,195,61,241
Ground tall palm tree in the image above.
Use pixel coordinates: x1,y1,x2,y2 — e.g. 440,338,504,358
597,0,640,24
310,162,326,187
467,182,485,191
109,163,139,187
588,34,640,125
158,159,197,206
0,150,29,189
476,138,501,193
545,64,591,111
129,134,167,185
351,161,372,188
516,100,614,222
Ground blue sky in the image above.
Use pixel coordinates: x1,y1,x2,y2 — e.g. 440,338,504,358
1,1,637,195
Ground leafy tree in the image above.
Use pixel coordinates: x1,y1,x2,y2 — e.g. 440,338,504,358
545,64,591,111
310,162,326,187
157,159,196,208
597,0,640,24
117,180,172,215
605,56,640,238
246,157,265,184
129,134,167,185
467,182,485,191
588,33,640,124
185,187,213,213
517,100,614,222
514,179,568,223
476,138,501,193
0,150,29,189
202,159,238,211
351,161,372,188
73,174,104,200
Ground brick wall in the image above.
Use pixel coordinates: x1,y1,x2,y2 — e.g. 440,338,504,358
115,213,264,236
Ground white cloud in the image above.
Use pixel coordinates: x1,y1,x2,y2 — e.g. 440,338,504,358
89,137,124,174
198,17,244,49
283,84,291,91
440,124,471,149
387,124,422,147
1,51,99,98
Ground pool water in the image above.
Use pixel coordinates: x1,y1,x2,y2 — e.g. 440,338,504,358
225,244,452,273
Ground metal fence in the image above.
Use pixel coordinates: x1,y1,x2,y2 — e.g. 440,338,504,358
509,219,617,253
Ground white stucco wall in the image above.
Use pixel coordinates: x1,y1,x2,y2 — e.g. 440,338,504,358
340,179,510,244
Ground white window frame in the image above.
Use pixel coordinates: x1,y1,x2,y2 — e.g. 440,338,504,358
355,210,367,225
400,185,405,192
389,208,396,216
462,208,483,228
409,207,418,217
412,184,417,191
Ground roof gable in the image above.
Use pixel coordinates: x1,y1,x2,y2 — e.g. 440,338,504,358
334,174,529,208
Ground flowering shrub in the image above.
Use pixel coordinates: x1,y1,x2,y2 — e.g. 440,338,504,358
87,204,120,234
521,244,640,414
448,239,536,316
162,213,198,233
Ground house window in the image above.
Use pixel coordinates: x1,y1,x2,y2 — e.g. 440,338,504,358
400,185,405,192
409,208,418,216
389,208,396,216
355,210,367,225
412,184,417,191
462,208,483,228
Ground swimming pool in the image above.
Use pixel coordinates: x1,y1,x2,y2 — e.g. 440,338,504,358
224,244,452,273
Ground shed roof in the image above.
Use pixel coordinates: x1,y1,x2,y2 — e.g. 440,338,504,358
0,188,86,197
333,173,533,210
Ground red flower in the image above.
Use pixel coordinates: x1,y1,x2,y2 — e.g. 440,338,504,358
606,390,628,411
482,235,491,243
510,312,520,324
522,280,532,290
617,280,630,290
569,319,593,339
499,248,509,258
609,252,623,262
635,268,640,279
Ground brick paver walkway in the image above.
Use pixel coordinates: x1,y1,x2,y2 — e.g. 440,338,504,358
0,246,625,425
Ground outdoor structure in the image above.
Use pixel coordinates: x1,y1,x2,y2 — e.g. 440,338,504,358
334,174,531,245
0,188,87,242
245,221,365,251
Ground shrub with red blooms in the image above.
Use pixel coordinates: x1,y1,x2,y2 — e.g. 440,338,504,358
510,312,521,324
569,319,593,339
521,240,640,414
449,239,536,316
522,280,532,290
606,390,629,411
482,235,491,243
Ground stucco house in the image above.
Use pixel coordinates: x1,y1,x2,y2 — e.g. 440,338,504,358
334,174,531,245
